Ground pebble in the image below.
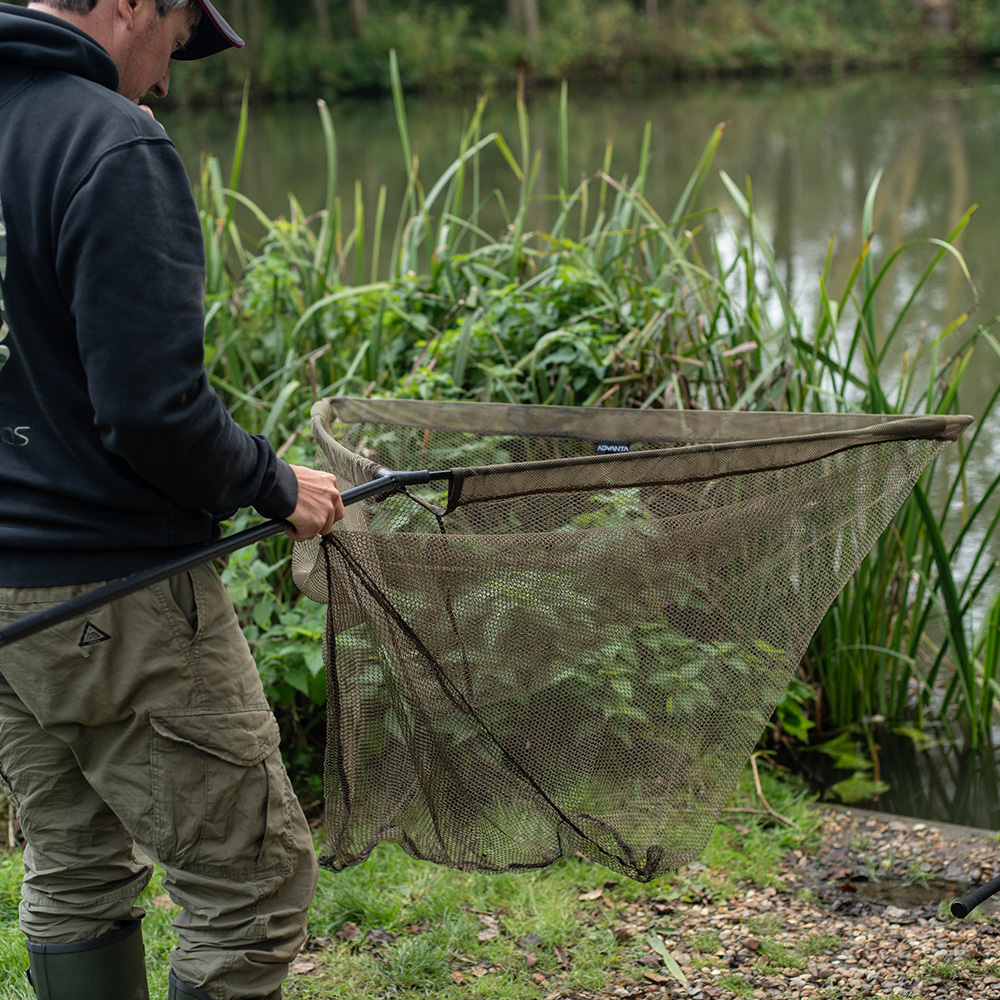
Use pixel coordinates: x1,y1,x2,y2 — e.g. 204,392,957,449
598,807,1000,1000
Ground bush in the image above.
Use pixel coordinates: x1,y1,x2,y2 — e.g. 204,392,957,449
198,77,997,803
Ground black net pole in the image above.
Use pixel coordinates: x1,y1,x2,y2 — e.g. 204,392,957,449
0,469,451,650
951,873,1000,918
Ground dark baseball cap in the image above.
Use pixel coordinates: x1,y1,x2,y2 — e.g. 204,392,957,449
172,0,244,61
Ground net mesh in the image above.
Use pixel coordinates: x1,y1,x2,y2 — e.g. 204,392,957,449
293,398,969,881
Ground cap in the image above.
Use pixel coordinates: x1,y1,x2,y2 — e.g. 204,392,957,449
172,0,244,61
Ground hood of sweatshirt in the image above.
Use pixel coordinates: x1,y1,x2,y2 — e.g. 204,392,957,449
0,2,118,93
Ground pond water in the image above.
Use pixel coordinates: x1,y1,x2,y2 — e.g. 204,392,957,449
869,730,1000,831
160,71,1000,830
806,727,1000,831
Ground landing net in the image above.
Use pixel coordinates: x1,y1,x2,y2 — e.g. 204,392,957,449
293,398,969,881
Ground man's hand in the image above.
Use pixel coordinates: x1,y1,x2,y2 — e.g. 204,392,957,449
284,465,345,542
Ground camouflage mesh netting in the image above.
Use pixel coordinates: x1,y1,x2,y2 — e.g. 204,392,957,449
293,397,970,882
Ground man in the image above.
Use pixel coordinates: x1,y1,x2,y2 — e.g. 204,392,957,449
0,2,345,998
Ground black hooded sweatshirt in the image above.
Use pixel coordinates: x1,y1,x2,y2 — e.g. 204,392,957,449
0,3,298,585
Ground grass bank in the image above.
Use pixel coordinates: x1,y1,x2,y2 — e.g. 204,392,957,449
0,763,823,1000
3,777,996,999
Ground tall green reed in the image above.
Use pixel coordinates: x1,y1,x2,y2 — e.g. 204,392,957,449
717,166,996,742
195,65,998,745
719,172,997,746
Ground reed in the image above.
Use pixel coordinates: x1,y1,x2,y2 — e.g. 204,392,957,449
197,68,999,746
732,179,999,746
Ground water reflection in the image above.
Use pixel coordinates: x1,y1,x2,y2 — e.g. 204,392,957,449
824,729,1000,831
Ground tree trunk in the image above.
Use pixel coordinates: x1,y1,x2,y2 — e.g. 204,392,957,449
912,0,958,34
349,0,368,39
523,0,540,48
235,0,262,58
312,0,333,44
507,0,522,31
646,0,660,27
249,0,262,54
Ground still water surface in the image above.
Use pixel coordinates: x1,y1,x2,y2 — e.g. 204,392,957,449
161,72,1000,828
808,728,1000,831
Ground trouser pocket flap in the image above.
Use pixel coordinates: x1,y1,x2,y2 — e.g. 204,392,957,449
150,710,279,766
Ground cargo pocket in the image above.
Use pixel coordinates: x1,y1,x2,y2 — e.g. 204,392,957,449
149,710,293,881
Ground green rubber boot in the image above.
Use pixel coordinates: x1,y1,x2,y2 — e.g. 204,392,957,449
26,920,148,1000
168,971,280,1000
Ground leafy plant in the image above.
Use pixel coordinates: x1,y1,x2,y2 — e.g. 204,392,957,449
803,732,891,805
196,68,997,769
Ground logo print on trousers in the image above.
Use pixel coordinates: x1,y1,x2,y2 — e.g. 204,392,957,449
79,621,112,648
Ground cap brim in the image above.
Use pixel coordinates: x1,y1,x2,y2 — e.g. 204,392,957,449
172,0,244,61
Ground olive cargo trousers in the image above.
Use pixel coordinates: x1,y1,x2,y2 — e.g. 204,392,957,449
0,563,318,999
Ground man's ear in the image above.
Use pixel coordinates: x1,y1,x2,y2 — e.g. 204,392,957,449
115,0,139,31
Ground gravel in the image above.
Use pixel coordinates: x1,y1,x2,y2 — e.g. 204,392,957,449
554,806,999,1000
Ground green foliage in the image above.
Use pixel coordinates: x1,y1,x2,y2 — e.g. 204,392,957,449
0,854,28,1000
827,773,892,805
802,732,891,804
772,677,816,744
198,69,997,790
164,0,1000,103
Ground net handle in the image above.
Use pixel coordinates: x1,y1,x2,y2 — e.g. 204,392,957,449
951,872,1000,918
0,468,451,649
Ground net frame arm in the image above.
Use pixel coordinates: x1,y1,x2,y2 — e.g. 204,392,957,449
0,468,452,649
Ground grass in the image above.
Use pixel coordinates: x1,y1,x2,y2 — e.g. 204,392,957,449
0,763,821,999
756,939,807,970
919,957,990,979
717,976,755,998
800,933,843,955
